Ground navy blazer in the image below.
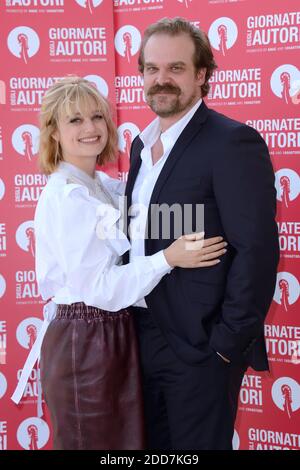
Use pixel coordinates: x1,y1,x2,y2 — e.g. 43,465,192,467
124,101,279,370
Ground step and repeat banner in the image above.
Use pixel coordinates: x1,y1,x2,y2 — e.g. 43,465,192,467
0,0,299,450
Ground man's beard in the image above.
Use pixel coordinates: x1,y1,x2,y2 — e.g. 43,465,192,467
146,84,196,117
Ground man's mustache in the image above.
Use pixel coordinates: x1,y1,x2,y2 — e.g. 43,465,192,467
147,84,181,96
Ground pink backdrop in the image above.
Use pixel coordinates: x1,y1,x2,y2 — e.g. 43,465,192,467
0,0,299,450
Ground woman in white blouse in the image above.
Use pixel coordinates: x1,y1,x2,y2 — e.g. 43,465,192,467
29,77,226,450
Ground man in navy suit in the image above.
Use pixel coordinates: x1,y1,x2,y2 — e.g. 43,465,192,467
124,17,279,450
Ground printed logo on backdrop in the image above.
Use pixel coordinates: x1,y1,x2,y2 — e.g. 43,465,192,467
277,220,300,260
114,0,163,12
118,122,140,159
270,65,300,105
7,27,40,63
0,422,7,450
208,17,238,56
239,374,263,413
246,117,300,157
208,68,261,106
15,270,41,305
265,320,300,365
0,274,6,299
0,372,7,400
5,0,65,13
14,174,47,209
0,178,5,201
0,223,7,258
246,12,300,53
115,26,141,63
9,76,62,111
118,122,140,180
12,125,39,161
116,74,145,110
275,169,300,209
17,317,43,350
0,321,7,365
272,377,300,420
84,75,108,97
17,418,49,450
75,0,103,13
248,427,300,450
49,26,107,62
177,0,192,8
18,369,41,403
16,221,35,257
232,429,240,450
273,271,300,312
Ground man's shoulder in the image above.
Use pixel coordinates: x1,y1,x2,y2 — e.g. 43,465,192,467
207,106,245,130
205,106,262,141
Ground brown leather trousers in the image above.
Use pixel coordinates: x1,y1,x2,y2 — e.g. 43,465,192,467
40,303,145,450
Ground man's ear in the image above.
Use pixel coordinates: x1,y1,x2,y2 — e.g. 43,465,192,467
197,68,206,85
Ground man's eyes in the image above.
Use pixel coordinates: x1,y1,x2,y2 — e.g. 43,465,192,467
145,66,184,73
146,67,158,73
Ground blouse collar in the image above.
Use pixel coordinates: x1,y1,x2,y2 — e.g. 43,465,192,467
58,161,98,192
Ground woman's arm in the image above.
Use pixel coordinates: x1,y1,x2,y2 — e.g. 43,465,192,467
36,185,226,312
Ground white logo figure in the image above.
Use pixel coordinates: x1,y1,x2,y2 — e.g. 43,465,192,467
16,221,35,257
118,122,140,158
84,75,109,97
208,17,238,55
7,27,40,63
0,178,5,201
17,417,50,450
0,372,7,399
74,0,103,13
115,26,141,62
16,317,43,349
271,377,300,418
232,429,240,450
12,125,40,160
177,0,192,7
0,274,6,299
275,169,300,208
270,65,300,105
273,272,300,312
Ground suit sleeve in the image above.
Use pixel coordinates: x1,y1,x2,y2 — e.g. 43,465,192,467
209,124,279,363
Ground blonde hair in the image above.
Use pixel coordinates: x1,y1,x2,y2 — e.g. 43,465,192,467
38,76,118,175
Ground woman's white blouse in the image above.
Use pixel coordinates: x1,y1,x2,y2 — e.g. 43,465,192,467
34,162,171,312
11,162,173,408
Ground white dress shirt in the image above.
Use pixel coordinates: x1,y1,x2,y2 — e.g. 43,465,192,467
35,161,171,312
130,99,202,307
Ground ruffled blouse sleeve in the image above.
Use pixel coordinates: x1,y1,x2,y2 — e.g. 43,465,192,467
38,183,171,312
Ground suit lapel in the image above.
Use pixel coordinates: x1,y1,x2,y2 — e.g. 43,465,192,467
125,137,144,209
149,101,209,206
